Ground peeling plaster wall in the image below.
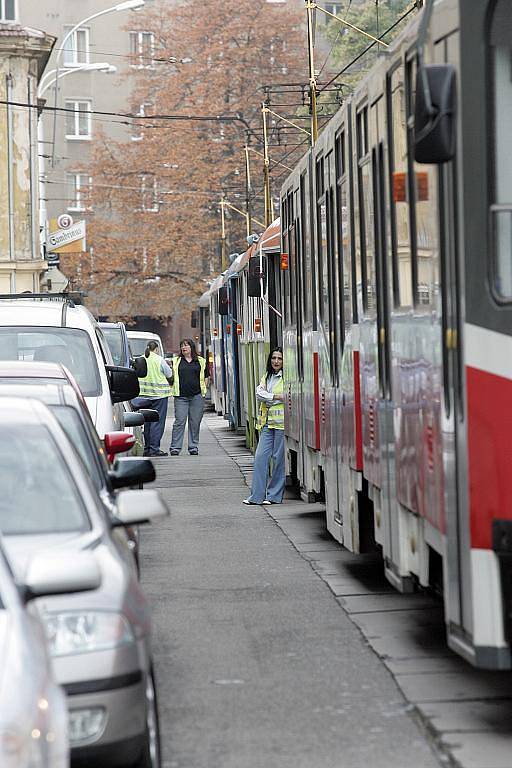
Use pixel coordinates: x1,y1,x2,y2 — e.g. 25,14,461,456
0,28,54,292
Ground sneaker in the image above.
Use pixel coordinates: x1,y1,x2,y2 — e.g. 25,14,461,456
170,450,180,456
262,500,272,506
188,450,198,456
242,499,260,505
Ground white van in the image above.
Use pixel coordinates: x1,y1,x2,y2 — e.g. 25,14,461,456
0,295,139,438
127,330,165,358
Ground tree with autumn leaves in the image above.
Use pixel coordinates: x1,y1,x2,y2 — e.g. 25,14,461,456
71,0,307,320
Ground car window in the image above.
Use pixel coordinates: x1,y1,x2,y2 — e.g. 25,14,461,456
51,405,105,492
0,426,90,535
102,328,124,366
127,337,148,357
0,328,101,397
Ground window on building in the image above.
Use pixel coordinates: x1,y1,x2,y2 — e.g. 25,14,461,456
129,31,155,68
324,3,342,22
65,100,92,140
0,0,16,22
63,27,89,66
67,173,92,212
131,103,152,141
139,175,159,212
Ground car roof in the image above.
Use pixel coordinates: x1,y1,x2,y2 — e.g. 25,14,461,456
0,299,97,331
0,360,68,380
127,330,161,339
99,321,124,330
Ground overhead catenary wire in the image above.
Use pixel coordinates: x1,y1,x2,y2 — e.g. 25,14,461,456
319,2,418,93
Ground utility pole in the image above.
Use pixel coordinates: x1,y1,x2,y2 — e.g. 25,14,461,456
306,1,318,145
262,103,272,227
220,195,227,270
244,141,252,238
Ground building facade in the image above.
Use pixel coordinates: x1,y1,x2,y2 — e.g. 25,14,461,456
0,21,54,293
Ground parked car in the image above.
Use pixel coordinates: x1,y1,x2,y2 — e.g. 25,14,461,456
127,331,164,358
100,322,131,368
0,538,100,768
0,396,168,768
0,294,139,438
0,360,155,568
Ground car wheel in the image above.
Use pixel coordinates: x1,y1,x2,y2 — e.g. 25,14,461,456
135,667,161,768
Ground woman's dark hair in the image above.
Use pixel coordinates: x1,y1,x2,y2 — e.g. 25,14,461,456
266,346,283,380
179,338,198,360
144,340,159,358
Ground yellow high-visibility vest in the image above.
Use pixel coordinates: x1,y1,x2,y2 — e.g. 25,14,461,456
138,352,171,398
257,374,284,430
171,355,208,397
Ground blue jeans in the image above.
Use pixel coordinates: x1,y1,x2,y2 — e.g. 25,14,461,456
131,396,168,454
170,394,204,453
247,426,285,503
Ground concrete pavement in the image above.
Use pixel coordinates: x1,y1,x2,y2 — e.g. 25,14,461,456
140,413,442,768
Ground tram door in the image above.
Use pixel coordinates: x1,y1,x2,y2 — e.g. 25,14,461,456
369,97,399,575
430,33,468,648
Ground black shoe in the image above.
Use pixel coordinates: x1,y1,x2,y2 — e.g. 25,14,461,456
151,449,168,457
189,450,198,456
170,450,180,456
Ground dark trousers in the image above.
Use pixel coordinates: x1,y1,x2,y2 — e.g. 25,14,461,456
132,396,168,453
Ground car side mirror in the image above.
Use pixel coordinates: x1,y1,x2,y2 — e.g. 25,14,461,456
109,457,156,489
414,63,456,164
104,431,135,463
106,365,140,403
23,551,101,601
112,489,169,527
139,408,159,423
123,411,144,427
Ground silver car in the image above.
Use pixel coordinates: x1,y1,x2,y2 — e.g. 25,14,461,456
0,397,168,768
0,536,100,768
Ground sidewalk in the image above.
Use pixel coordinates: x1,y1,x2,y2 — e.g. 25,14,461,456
140,412,442,768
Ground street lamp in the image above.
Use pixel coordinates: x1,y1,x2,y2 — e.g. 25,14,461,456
38,62,116,98
51,0,145,164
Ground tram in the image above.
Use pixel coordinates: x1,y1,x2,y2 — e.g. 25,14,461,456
201,0,512,670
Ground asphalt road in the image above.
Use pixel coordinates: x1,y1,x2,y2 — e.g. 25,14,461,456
140,414,442,768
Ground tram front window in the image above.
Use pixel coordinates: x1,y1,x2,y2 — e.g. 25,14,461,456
490,0,512,300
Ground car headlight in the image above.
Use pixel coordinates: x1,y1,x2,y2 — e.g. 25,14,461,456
43,611,134,656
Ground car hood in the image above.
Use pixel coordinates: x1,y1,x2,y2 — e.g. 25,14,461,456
3,530,151,630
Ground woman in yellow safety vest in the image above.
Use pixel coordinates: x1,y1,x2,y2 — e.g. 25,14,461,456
243,347,285,505
169,339,209,456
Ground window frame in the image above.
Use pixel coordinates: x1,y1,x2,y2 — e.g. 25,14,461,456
0,0,17,22
67,172,92,212
129,30,155,69
63,26,90,67
65,99,92,141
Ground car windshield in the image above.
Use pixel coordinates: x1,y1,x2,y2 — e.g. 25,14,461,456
102,327,124,366
128,337,150,357
0,425,90,535
0,328,101,397
51,405,105,492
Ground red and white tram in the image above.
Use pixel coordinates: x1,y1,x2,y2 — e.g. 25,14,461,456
280,0,512,668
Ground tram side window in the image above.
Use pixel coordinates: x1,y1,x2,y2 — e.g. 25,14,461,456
336,131,352,332
490,0,512,300
357,106,375,313
407,58,439,308
300,173,311,323
316,156,329,321
390,66,413,307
